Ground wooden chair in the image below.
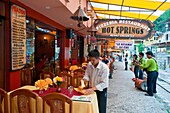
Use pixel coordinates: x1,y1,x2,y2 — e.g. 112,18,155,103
58,73,73,88
73,69,85,75
20,67,34,86
0,88,8,113
40,71,55,79
42,93,72,113
69,65,79,72
9,89,39,113
42,65,54,73
72,73,89,88
72,74,84,88
61,68,71,74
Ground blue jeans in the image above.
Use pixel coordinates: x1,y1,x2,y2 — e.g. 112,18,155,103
96,88,107,113
147,71,157,96
139,69,144,79
134,66,139,78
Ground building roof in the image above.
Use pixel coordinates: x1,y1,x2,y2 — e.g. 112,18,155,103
88,0,170,22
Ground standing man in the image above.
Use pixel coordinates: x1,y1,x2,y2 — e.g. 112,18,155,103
151,53,159,94
132,54,139,78
138,52,146,79
82,49,109,113
140,51,157,96
124,54,128,70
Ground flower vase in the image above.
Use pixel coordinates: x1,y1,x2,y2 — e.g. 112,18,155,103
56,84,61,92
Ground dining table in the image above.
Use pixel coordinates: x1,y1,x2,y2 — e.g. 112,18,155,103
8,85,99,113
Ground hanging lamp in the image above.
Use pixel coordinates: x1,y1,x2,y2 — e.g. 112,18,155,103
70,0,89,27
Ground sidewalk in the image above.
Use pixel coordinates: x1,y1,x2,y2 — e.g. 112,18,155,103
159,70,170,83
107,61,169,113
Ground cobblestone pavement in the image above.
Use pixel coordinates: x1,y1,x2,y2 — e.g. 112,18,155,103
107,61,169,113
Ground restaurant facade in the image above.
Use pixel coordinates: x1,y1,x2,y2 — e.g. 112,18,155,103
0,0,90,91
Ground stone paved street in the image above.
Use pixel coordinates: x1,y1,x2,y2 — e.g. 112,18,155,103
107,61,169,113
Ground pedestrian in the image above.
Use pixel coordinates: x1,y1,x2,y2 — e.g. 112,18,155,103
140,51,157,96
82,49,109,113
151,53,159,94
102,55,110,67
132,54,139,78
124,54,128,70
138,52,146,79
109,56,114,79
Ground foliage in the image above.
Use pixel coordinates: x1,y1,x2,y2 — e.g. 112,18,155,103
153,9,170,33
138,43,144,53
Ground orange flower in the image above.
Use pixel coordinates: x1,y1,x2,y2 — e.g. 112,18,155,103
45,78,53,86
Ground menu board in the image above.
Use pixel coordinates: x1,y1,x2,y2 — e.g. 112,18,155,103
11,4,26,70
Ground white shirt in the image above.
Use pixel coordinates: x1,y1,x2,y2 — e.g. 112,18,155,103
83,61,109,91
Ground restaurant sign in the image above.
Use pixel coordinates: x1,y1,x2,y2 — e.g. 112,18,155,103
11,4,26,70
94,19,154,39
115,40,134,50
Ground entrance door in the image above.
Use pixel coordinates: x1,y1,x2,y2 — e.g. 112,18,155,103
0,17,5,89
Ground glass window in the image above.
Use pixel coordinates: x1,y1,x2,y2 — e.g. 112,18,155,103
166,34,168,40
26,18,35,67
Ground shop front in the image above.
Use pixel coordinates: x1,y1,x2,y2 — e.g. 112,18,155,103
25,17,62,82
3,0,67,91
2,0,89,91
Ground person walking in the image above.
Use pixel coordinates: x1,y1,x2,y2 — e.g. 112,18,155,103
138,52,146,79
140,51,157,96
82,49,109,113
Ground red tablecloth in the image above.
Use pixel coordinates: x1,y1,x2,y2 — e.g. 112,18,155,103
32,87,82,98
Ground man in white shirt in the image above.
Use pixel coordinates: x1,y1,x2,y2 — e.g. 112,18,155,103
82,49,109,113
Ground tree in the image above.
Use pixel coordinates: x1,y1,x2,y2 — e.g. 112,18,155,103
138,43,144,53
153,9,170,33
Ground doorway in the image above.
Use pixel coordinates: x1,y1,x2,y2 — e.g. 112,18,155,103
34,32,55,81
0,17,5,89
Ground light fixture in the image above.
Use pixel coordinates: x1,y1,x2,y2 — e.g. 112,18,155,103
87,24,97,33
45,6,51,9
26,20,29,23
40,37,48,47
87,24,97,44
44,37,48,44
70,0,89,27
87,18,97,44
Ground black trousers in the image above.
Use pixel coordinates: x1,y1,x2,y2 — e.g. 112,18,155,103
96,88,107,113
125,62,128,70
147,71,157,96
153,72,158,93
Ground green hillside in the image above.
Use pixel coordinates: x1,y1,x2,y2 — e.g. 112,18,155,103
153,9,170,33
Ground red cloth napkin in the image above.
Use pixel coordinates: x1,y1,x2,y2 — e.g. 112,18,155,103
32,87,82,98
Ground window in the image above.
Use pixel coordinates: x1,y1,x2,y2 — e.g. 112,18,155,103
166,34,168,40
154,37,156,40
